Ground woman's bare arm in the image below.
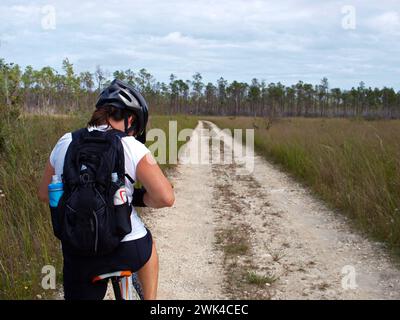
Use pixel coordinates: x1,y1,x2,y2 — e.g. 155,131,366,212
136,153,175,208
37,159,55,203
38,153,174,208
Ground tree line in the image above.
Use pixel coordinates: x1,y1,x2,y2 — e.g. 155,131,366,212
1,57,400,119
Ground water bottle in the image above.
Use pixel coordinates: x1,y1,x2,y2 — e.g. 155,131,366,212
111,172,127,205
48,175,64,208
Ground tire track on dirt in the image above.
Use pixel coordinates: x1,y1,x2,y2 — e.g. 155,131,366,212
144,122,226,299
206,120,400,299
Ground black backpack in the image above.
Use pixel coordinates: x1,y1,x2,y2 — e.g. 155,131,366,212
50,128,134,256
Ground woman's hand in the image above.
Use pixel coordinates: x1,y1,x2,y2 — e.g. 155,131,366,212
136,153,175,208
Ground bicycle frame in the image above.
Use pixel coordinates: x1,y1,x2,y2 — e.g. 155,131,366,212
93,271,143,300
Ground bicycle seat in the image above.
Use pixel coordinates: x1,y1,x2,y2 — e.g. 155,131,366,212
92,270,132,283
92,270,142,300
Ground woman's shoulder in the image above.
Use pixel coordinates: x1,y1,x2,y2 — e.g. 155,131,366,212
52,132,72,148
50,132,73,167
59,132,72,142
120,136,150,163
120,136,149,150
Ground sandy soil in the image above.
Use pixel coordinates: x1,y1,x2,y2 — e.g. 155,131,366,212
145,121,227,299
144,120,400,300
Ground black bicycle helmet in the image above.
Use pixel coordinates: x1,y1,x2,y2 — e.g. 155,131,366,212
95,79,149,143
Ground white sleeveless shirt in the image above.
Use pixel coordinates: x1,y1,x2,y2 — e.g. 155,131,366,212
49,125,150,241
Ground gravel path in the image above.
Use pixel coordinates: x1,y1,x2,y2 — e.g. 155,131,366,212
145,120,400,300
145,121,227,299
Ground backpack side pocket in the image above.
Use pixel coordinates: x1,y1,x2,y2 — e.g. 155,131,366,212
49,204,62,240
114,202,132,236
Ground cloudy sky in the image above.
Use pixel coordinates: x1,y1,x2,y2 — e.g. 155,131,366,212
0,0,399,89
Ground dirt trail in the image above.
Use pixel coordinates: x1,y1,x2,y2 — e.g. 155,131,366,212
145,121,226,299
145,120,400,300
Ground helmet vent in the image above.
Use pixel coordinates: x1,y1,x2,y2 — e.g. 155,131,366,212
119,90,132,102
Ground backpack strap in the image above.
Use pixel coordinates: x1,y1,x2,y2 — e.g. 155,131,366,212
62,128,90,190
124,174,135,185
106,129,136,185
72,127,89,141
107,129,127,139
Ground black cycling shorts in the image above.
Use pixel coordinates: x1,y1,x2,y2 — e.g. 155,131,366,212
62,228,153,300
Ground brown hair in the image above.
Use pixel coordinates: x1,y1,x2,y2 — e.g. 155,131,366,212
87,105,135,128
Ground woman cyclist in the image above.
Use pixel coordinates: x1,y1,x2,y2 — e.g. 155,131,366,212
37,79,174,300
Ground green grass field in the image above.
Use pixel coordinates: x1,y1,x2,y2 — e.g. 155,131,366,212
209,117,400,254
0,112,198,299
2,112,399,299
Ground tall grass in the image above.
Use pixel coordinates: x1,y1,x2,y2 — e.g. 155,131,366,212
0,113,87,299
0,111,198,299
210,117,400,252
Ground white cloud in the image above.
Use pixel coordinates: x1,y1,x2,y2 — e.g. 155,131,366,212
367,11,400,35
153,32,198,47
10,4,40,15
0,0,399,88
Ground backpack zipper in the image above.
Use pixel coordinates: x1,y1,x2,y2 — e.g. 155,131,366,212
92,210,99,254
